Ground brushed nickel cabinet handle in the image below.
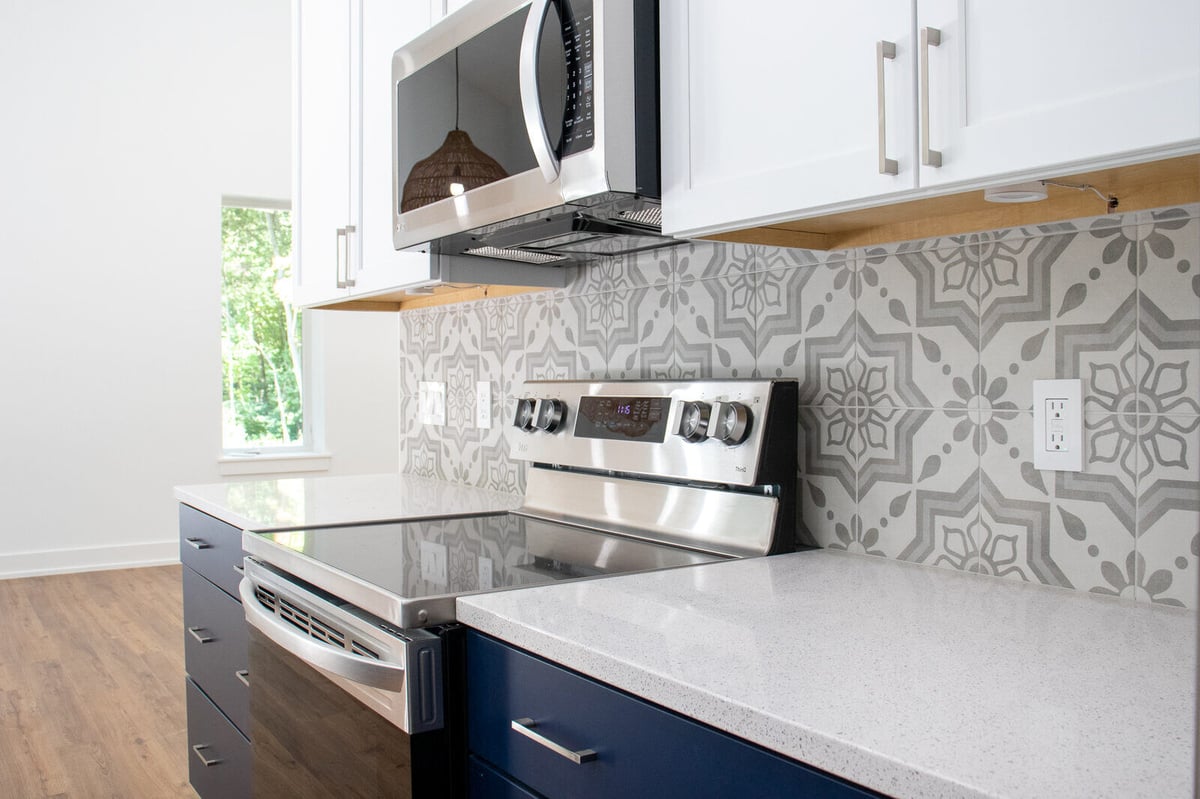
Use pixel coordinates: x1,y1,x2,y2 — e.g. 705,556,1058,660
335,227,348,288
235,669,250,687
920,26,943,167
187,627,214,644
876,40,898,175
191,744,221,767
343,224,357,287
233,564,244,576
511,717,597,764
184,537,210,550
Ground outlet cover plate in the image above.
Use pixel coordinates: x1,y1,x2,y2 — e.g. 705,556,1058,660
475,381,491,429
418,381,446,426
1033,378,1083,472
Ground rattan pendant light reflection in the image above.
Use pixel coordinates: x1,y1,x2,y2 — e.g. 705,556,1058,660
401,49,508,213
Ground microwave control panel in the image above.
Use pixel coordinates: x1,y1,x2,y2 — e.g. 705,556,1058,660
560,0,594,157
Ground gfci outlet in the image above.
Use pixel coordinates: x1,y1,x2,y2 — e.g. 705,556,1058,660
418,381,446,426
1033,378,1083,472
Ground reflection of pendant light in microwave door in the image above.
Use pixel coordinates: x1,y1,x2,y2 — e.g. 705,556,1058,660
401,48,508,213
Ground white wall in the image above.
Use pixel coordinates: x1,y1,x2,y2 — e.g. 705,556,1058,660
0,1,399,577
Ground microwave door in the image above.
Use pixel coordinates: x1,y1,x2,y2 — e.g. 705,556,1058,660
391,0,571,251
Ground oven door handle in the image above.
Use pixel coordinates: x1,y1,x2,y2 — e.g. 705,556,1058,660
519,0,560,183
239,577,408,693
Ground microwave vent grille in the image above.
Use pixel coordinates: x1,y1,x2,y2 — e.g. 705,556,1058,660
618,207,662,229
463,246,569,265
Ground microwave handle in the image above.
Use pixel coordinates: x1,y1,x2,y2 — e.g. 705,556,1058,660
519,0,560,183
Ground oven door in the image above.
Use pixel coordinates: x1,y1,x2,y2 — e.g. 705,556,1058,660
392,0,608,250
241,562,464,798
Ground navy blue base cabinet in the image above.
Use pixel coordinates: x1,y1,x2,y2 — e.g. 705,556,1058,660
465,631,881,799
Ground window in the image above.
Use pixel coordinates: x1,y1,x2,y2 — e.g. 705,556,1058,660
220,200,307,453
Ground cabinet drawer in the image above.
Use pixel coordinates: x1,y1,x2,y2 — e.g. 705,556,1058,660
468,755,544,799
184,566,250,737
179,504,244,599
186,677,251,799
467,633,879,799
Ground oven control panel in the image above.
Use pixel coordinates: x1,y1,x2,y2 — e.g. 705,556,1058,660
509,380,795,487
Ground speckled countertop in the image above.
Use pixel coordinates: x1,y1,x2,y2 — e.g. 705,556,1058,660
457,549,1197,799
174,473,521,531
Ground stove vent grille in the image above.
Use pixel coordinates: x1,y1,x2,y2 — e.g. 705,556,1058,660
253,583,381,660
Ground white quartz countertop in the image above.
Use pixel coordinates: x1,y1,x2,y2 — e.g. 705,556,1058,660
457,549,1197,799
174,473,521,531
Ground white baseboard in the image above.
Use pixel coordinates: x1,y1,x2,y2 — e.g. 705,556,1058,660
0,541,180,580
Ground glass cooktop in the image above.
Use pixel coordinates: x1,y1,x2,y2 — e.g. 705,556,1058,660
244,512,723,627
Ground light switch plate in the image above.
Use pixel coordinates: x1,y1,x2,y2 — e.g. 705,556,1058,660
475,381,491,429
418,381,445,426
1033,378,1083,472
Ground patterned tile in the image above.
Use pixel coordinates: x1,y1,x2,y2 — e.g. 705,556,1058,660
672,239,758,282
674,275,756,378
755,253,857,402
855,410,980,568
517,291,598,381
1135,413,1200,608
568,246,673,296
980,219,1138,412
980,410,1136,594
857,241,980,408
796,405,857,550
606,285,675,379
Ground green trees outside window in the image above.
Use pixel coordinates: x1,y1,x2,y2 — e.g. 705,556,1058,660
221,205,303,449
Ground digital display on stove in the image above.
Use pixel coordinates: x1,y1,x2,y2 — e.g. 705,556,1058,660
574,395,670,442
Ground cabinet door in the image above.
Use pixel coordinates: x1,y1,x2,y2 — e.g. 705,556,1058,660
351,0,435,295
917,0,1200,188
294,0,352,307
661,0,916,238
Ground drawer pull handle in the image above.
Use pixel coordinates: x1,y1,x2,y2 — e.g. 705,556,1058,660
233,564,245,576
185,537,210,550
187,627,214,644
235,669,250,687
191,744,222,767
511,718,597,764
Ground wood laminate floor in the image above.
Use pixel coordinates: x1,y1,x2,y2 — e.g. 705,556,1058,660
0,565,194,798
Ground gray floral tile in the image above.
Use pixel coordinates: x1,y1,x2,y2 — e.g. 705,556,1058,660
518,291,596,381
606,285,675,379
672,239,758,282
855,410,979,567
979,410,1136,594
568,246,672,296
755,254,857,401
796,404,857,550
401,308,444,391
1135,413,1200,608
980,223,1138,411
1135,210,1200,420
856,241,980,408
674,275,756,378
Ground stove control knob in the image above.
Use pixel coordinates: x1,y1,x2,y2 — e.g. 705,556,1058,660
707,401,752,445
513,398,537,431
534,398,566,433
676,401,711,442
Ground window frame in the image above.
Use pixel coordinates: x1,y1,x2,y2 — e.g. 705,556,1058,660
218,196,329,474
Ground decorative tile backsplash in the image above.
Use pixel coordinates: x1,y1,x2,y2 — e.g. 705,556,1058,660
398,204,1200,608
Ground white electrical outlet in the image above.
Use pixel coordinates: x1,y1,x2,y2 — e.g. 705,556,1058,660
475,381,491,429
477,556,493,590
1033,379,1083,472
418,381,446,426
420,541,448,586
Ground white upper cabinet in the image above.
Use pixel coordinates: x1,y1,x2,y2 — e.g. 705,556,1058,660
661,0,1200,239
661,1,916,238
294,0,433,308
917,0,1200,188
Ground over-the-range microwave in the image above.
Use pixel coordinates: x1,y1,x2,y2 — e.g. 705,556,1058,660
392,0,671,267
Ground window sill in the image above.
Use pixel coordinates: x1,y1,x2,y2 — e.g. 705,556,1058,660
217,451,333,477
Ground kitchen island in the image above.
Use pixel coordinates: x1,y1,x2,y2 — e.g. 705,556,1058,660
458,549,1196,799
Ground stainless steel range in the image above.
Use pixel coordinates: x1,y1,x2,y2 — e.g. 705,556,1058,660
239,378,797,798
